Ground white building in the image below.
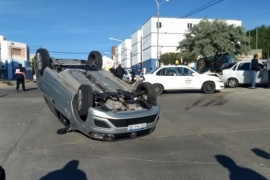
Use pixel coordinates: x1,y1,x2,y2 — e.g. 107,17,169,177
113,17,242,73
0,35,30,79
115,39,132,68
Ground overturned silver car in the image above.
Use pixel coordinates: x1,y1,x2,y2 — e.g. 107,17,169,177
35,48,160,141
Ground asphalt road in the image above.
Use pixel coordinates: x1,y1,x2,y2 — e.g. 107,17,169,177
0,82,270,180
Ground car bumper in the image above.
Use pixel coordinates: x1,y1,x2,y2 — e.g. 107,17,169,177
215,81,225,90
76,105,161,141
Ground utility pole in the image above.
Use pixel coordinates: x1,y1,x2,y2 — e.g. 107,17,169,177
256,27,258,49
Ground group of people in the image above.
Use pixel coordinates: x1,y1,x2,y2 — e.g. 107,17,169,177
109,63,143,83
250,54,270,89
109,63,125,79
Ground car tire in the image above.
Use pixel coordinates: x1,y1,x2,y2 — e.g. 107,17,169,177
35,48,51,76
153,84,164,95
202,81,215,94
135,82,157,106
87,51,103,70
76,84,93,118
228,78,239,88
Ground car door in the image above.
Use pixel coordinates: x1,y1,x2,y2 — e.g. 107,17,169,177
257,63,267,84
176,67,198,89
235,62,251,84
155,67,182,90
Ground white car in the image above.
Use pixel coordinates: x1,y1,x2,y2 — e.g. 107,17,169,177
123,68,133,83
143,65,224,95
222,60,267,88
33,74,36,82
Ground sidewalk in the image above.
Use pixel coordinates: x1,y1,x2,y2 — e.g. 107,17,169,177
0,79,32,87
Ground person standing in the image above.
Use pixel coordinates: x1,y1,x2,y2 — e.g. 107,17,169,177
131,66,135,83
135,63,142,81
266,57,270,88
14,63,26,92
114,64,124,80
250,54,260,89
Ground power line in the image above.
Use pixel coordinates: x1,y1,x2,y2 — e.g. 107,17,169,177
179,0,224,19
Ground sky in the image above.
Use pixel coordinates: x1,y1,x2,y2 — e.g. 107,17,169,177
0,0,269,60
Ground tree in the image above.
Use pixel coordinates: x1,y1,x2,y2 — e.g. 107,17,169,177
159,52,180,65
177,18,250,62
31,55,36,67
248,25,270,58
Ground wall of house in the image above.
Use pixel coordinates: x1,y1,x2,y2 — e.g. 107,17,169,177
0,35,30,79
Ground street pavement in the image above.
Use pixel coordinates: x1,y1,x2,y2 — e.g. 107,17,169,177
0,79,32,88
0,83,270,179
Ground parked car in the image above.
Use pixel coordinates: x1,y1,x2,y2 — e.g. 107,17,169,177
35,48,160,141
122,68,133,83
143,65,224,95
33,74,36,82
222,60,267,88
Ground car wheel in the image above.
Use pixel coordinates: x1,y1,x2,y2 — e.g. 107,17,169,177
202,81,215,94
153,84,164,95
87,51,103,70
135,82,157,106
228,78,239,88
35,48,51,76
76,84,93,119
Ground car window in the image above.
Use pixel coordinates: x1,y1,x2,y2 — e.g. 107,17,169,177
156,67,177,76
177,67,193,76
237,62,250,71
231,64,237,70
260,63,266,70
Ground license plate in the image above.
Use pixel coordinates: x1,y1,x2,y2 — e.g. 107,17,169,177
127,123,146,132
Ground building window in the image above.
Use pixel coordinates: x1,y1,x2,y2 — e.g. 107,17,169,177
11,48,25,57
187,23,193,29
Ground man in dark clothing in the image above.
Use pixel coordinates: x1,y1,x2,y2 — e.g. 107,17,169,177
14,63,26,92
250,54,260,89
131,67,135,83
114,64,124,79
134,63,142,81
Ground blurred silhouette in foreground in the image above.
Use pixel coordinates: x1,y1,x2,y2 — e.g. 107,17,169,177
215,155,267,180
39,160,87,180
0,166,5,180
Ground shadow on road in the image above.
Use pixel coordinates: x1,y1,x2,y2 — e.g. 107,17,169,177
25,87,38,91
251,148,270,159
0,165,5,180
215,155,267,180
39,160,88,180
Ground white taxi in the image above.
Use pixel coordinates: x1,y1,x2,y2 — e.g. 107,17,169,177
143,65,224,95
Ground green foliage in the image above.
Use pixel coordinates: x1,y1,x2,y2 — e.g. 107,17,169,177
248,25,270,58
159,52,180,65
177,18,250,61
31,56,36,67
159,51,197,65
